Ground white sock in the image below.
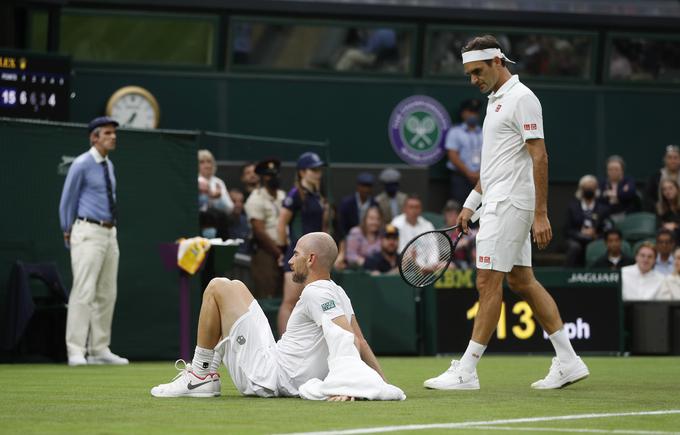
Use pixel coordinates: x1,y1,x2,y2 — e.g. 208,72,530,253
209,348,223,374
192,346,214,378
549,328,578,364
459,340,487,373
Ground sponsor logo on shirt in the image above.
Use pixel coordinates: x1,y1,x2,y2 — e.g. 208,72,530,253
523,123,538,131
321,300,336,311
478,256,490,264
237,335,246,345
495,104,502,112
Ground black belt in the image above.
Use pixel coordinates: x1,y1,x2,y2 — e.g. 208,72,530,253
77,217,115,229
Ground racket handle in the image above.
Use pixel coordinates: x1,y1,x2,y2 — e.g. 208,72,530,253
470,208,481,223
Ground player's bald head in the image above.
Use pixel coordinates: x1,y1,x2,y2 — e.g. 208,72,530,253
298,232,338,272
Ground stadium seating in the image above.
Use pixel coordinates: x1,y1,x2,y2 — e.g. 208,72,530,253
585,238,633,267
616,212,658,242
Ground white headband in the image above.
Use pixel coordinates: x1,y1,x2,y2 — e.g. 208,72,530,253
462,48,516,65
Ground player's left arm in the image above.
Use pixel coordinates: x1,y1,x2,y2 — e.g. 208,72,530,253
331,315,386,381
526,138,552,249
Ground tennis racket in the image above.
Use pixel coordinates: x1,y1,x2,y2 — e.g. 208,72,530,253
399,209,480,288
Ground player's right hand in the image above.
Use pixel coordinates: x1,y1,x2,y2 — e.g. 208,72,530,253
458,207,474,234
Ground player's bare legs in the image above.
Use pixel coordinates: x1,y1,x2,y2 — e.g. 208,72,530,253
506,266,562,334
278,272,303,336
507,266,589,389
151,278,254,397
470,269,506,344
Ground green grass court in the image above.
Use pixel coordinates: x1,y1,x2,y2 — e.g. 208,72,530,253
1,356,679,434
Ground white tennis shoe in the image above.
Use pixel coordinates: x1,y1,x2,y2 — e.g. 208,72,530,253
87,349,129,365
531,357,589,389
423,360,480,390
151,360,221,398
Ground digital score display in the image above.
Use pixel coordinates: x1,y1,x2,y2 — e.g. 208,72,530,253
0,50,70,121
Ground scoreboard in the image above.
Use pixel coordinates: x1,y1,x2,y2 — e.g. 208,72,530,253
0,50,70,121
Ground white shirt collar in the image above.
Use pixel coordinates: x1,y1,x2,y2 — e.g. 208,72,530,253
89,146,107,163
488,75,520,101
580,200,595,211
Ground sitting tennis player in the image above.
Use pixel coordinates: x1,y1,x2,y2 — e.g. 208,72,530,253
151,232,404,401
424,35,589,390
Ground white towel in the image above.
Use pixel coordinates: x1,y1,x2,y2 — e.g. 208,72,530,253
298,316,406,401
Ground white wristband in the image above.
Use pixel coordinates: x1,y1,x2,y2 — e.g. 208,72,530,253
463,190,482,211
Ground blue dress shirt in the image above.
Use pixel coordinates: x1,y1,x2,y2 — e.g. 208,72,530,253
445,122,483,172
59,147,117,232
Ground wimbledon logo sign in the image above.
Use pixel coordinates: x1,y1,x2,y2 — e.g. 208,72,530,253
388,95,451,166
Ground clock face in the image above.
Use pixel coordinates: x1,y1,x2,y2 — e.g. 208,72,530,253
106,86,159,129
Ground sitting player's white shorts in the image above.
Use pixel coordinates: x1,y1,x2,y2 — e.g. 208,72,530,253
215,300,281,397
475,199,533,272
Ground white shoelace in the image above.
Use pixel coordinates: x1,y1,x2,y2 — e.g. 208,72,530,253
170,359,192,383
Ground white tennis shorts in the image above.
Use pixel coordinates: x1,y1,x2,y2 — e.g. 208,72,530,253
475,199,533,272
216,300,281,398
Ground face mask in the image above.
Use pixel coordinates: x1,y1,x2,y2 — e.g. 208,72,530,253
465,114,479,127
582,189,595,200
265,176,280,190
201,227,217,239
385,183,399,196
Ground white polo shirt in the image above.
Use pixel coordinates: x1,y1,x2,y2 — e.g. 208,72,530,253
481,75,544,211
621,264,664,301
391,213,435,252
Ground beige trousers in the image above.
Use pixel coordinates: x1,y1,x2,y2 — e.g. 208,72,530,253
66,220,119,357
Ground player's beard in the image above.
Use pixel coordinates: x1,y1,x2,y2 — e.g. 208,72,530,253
292,262,308,284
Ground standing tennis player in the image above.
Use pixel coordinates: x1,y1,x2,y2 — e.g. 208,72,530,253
424,35,589,390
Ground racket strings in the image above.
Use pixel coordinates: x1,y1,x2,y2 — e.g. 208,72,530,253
400,231,455,287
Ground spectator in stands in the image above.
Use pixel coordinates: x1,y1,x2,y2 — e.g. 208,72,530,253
621,242,664,300
445,99,483,204
565,175,611,267
658,247,680,300
345,205,382,268
656,178,680,239
598,155,638,219
442,200,474,269
391,194,435,252
336,28,398,72
277,152,327,335
198,149,233,239
375,168,407,223
227,188,251,254
363,224,400,275
240,161,260,200
591,228,634,270
244,158,285,299
655,228,676,276
645,145,680,211
338,172,377,239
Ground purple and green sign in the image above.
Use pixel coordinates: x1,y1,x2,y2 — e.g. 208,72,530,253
388,95,451,166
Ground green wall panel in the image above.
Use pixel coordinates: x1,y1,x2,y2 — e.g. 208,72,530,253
0,120,198,360
68,69,680,182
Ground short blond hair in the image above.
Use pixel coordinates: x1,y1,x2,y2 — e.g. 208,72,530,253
198,149,216,176
635,241,656,257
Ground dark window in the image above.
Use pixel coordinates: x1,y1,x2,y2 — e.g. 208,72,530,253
427,30,594,80
229,20,413,74
59,10,217,66
608,36,680,82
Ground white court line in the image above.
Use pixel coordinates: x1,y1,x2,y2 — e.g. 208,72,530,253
465,425,679,434
277,410,680,435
